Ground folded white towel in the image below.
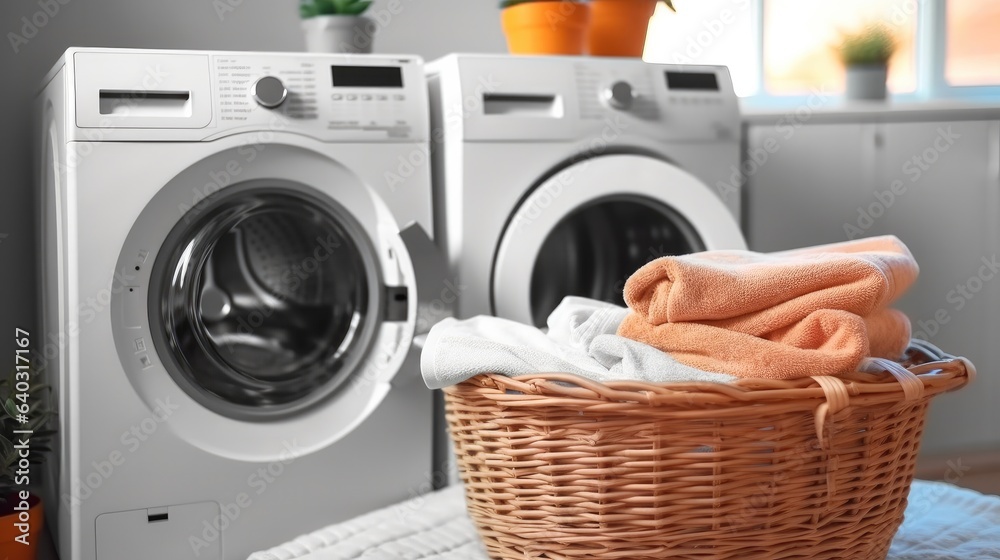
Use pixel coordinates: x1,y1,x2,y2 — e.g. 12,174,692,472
420,297,735,389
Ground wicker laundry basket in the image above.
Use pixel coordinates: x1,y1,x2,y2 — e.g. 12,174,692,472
443,341,974,560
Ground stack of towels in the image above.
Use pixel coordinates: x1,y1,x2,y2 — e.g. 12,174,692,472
421,235,917,388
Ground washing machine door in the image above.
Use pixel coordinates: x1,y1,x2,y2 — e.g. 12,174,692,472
152,187,388,417
111,141,445,461
492,154,746,327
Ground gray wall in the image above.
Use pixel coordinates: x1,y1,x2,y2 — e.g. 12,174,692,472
0,0,504,371
374,0,506,59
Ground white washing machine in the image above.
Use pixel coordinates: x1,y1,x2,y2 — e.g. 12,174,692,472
37,48,444,560
427,54,747,326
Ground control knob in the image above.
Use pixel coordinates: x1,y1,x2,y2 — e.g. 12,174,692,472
602,81,635,110
251,76,287,108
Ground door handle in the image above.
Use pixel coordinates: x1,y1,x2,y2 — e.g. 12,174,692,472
398,222,455,336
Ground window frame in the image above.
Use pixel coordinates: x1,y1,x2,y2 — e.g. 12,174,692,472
741,0,1000,104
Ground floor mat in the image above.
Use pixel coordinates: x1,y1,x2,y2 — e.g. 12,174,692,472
249,481,1000,560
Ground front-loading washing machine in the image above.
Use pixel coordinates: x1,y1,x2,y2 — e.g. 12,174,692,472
37,48,444,560
427,54,747,326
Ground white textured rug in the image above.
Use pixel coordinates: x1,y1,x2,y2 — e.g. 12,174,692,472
249,481,1000,560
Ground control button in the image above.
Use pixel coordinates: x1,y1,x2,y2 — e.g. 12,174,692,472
251,76,287,108
331,94,343,101
377,94,388,101
601,81,634,110
134,338,146,353
346,94,358,101
121,286,143,329
393,94,406,101
361,94,372,100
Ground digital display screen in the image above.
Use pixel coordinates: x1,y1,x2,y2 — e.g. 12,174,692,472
331,66,404,88
665,72,719,91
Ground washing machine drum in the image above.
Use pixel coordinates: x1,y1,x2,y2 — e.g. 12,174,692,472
153,189,381,417
529,197,702,326
492,154,747,327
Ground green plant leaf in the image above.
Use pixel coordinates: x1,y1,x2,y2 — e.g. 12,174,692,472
28,383,50,395
343,0,372,15
838,23,896,65
0,367,57,484
311,0,337,16
500,0,579,8
313,0,330,15
0,436,14,465
330,0,352,14
2,399,18,421
303,0,371,16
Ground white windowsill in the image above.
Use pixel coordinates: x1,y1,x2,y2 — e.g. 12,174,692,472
740,96,1000,125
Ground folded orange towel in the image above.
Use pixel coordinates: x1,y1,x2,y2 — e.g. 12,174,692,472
617,236,917,379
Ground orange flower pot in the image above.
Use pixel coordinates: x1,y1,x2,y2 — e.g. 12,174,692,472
0,493,44,560
501,2,591,56
588,0,658,57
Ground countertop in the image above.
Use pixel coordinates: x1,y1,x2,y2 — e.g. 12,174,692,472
741,99,1000,126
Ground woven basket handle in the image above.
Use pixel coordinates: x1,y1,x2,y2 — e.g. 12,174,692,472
909,338,947,361
810,376,850,451
811,339,975,449
809,341,975,506
906,339,977,386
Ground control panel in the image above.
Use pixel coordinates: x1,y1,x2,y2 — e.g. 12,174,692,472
68,49,428,142
434,55,739,143
212,54,427,141
573,60,730,121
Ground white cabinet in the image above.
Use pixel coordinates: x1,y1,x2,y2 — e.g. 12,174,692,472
745,122,889,250
875,121,1000,454
745,118,1000,455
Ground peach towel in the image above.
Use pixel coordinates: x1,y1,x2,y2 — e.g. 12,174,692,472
617,236,917,379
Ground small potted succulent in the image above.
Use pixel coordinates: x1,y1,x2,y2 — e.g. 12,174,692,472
838,23,897,100
300,0,375,54
0,368,54,560
500,0,591,56
589,0,675,57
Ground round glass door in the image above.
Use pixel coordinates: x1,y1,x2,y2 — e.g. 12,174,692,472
152,187,381,419
528,196,703,327
491,154,747,327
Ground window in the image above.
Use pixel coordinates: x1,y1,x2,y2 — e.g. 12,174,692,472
643,0,759,96
643,0,1000,99
762,0,917,95
946,0,1000,87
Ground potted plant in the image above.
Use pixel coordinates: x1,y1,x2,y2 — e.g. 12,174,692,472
838,23,897,100
500,0,591,56
300,0,375,54
0,368,54,560
589,0,675,57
